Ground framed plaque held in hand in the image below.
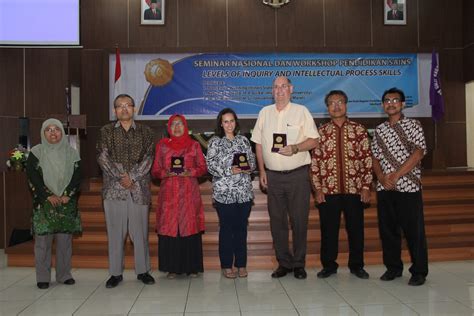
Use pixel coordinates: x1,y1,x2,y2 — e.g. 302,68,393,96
233,153,250,170
272,133,287,152
170,156,184,174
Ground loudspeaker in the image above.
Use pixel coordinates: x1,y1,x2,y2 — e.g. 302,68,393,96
19,117,29,149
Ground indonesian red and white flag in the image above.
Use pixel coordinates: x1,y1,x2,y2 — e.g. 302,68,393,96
112,47,123,118
114,47,122,99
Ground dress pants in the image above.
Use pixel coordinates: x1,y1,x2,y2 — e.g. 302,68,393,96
104,194,151,276
215,201,252,268
318,194,365,271
35,233,72,283
266,165,311,269
377,190,428,277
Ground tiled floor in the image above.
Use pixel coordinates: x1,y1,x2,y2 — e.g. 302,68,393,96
0,254,473,315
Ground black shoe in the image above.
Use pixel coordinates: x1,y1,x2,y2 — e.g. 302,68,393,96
380,270,402,281
271,266,293,278
350,268,369,279
317,268,337,279
294,267,307,279
137,272,155,285
63,278,75,285
408,274,426,286
37,282,49,289
105,275,123,288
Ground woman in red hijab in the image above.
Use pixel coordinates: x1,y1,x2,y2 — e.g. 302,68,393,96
152,115,207,278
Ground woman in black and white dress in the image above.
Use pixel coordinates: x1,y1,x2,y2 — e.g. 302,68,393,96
206,108,256,278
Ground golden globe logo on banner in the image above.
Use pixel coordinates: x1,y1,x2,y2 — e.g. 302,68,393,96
262,0,290,9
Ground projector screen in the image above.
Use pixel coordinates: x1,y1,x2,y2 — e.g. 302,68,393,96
0,0,80,46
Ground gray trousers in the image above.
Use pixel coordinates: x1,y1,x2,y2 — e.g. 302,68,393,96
34,233,73,283
266,165,311,269
104,195,151,276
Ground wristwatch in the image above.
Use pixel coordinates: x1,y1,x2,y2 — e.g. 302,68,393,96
292,145,299,154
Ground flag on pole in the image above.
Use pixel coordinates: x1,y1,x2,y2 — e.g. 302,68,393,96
112,46,123,119
429,50,445,122
114,46,122,99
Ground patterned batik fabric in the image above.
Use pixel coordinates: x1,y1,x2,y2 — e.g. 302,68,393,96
371,116,427,192
97,121,154,205
206,135,256,204
27,154,82,235
311,120,373,195
151,140,208,237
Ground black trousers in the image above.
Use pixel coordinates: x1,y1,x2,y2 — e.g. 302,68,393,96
318,194,365,271
377,190,428,277
266,166,311,269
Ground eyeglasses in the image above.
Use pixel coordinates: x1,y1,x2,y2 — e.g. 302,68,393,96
383,98,401,104
114,104,134,110
327,100,346,106
170,121,184,127
44,127,61,133
273,84,291,90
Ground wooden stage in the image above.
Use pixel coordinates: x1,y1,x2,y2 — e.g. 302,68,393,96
5,171,474,270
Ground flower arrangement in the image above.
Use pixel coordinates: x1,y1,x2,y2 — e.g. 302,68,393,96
6,145,29,171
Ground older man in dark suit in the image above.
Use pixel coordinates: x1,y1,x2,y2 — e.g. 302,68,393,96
387,3,404,20
144,0,162,20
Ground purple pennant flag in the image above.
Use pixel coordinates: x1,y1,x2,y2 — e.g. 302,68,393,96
430,50,445,122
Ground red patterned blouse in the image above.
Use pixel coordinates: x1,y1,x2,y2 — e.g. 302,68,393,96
152,140,207,237
311,119,373,195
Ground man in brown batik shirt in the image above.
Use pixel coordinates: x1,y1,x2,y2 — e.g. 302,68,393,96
97,94,155,288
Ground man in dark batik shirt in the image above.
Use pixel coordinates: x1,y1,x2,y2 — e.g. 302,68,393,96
372,87,428,286
97,94,155,288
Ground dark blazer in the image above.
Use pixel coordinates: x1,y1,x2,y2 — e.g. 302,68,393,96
144,8,162,20
387,10,403,20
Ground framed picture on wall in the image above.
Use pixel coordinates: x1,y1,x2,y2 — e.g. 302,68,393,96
384,0,406,25
141,0,165,25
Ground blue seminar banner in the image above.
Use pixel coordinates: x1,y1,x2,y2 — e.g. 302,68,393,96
110,53,431,120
